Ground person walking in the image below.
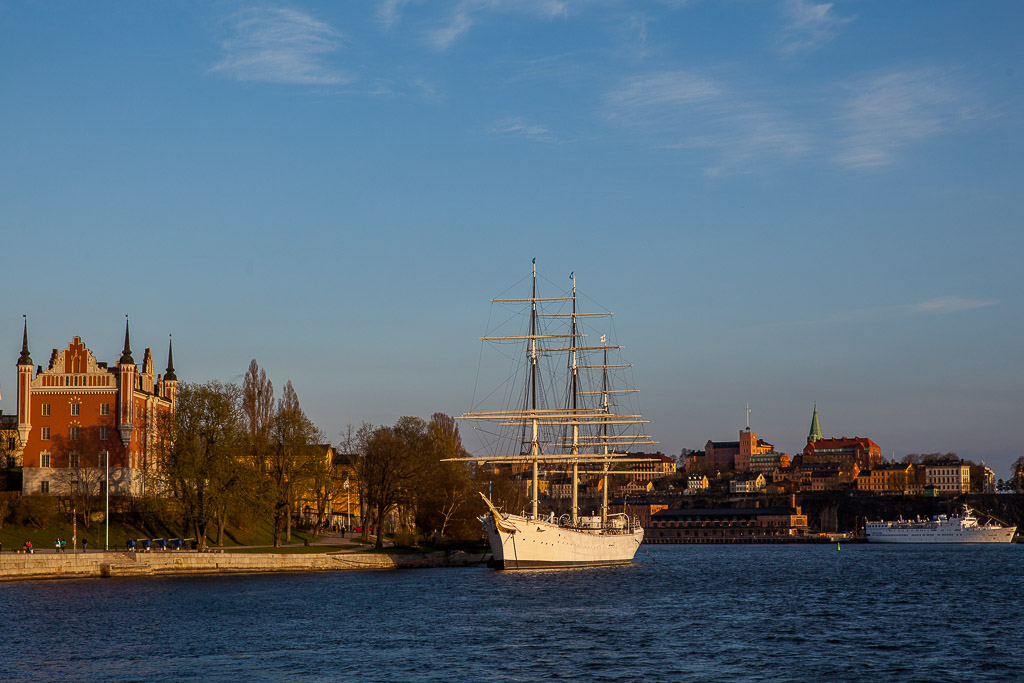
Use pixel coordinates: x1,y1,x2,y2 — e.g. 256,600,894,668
55,538,61,553
60,538,67,553
82,538,88,553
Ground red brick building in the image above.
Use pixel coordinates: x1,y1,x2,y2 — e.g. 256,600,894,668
706,429,776,472
802,437,881,471
15,319,177,496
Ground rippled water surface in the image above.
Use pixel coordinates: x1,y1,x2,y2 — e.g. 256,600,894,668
2,544,1022,682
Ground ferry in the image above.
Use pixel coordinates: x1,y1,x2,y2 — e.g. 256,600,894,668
865,506,1016,543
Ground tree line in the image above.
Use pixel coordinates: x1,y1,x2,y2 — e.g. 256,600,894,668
154,360,519,549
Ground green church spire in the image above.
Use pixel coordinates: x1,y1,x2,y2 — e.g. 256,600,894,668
808,403,823,444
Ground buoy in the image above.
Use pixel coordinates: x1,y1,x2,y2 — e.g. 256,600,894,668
837,542,841,551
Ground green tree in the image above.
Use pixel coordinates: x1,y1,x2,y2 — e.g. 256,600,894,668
157,381,244,550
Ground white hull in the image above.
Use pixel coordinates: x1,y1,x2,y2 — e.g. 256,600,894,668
482,513,644,569
866,509,1016,544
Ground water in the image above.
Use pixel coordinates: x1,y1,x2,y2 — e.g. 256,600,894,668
2,544,1022,682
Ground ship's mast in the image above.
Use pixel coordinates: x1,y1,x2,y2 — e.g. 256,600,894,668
569,272,579,525
530,260,539,520
601,337,610,526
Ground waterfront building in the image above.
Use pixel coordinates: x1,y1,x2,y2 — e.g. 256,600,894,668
645,499,809,543
609,502,667,530
14,319,176,496
856,463,914,493
923,461,970,495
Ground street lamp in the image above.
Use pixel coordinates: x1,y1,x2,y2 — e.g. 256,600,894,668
105,449,109,551
344,477,350,531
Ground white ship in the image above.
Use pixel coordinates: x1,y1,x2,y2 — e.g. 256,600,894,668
865,506,1017,543
448,261,651,569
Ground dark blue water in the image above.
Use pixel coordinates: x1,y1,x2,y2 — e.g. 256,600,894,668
2,544,1022,682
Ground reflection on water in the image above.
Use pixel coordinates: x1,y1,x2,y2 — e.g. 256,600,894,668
2,544,1022,682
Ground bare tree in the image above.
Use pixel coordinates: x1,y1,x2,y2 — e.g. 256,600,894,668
339,422,374,538
416,413,476,538
157,381,245,550
360,417,429,549
243,359,274,464
268,381,323,546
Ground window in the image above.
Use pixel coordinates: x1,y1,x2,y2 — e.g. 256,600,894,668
70,426,80,440
40,480,49,493
71,403,80,416
100,426,109,441
40,452,51,468
69,452,80,468
101,403,110,416
41,427,50,441
42,403,51,416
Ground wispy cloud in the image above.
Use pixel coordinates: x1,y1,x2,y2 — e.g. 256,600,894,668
209,8,349,85
820,296,997,325
426,0,571,51
777,0,851,55
908,297,996,315
487,116,555,142
604,71,722,120
834,69,975,168
603,70,811,173
377,0,414,30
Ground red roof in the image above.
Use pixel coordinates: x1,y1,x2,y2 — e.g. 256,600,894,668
808,437,879,451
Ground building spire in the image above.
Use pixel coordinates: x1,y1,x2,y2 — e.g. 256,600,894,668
808,403,822,444
164,334,176,381
18,315,32,365
119,315,134,365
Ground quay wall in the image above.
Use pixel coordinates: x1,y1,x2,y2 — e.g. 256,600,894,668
0,550,488,582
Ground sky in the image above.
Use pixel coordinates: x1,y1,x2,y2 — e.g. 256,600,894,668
1,1,1022,477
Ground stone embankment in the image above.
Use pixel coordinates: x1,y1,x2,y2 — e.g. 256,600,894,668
0,549,489,582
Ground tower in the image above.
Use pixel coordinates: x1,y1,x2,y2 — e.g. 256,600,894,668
807,403,823,444
16,317,32,444
117,316,136,448
164,335,177,406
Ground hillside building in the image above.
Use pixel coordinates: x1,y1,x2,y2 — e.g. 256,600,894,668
706,429,779,473
802,405,881,470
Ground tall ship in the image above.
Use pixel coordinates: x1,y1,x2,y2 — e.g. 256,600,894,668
448,261,653,569
865,506,1017,543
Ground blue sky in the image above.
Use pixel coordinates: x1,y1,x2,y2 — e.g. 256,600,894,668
2,1,1022,476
